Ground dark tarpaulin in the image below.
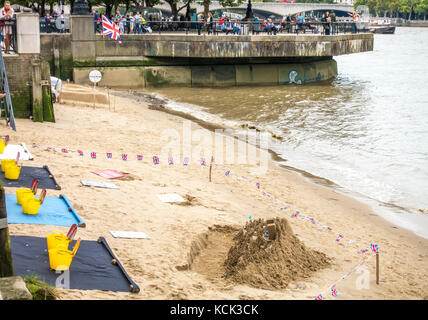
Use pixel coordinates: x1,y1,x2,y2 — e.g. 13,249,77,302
10,235,134,292
0,166,61,190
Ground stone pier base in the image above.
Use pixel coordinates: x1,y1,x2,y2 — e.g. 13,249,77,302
73,58,337,88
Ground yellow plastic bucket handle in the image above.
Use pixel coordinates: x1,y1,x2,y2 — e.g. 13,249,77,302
71,238,81,256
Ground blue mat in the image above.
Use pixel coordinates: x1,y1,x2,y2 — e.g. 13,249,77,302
5,194,85,227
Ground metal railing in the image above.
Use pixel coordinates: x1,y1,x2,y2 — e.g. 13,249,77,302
40,18,70,33
0,18,17,53
96,20,363,36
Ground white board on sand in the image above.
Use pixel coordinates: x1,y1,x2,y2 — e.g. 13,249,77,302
80,180,119,189
110,231,150,239
0,143,33,160
156,193,185,203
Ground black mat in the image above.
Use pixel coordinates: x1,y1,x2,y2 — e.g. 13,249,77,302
0,165,61,190
10,235,139,293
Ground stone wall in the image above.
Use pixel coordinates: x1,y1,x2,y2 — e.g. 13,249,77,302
40,34,73,81
4,55,36,118
95,34,373,59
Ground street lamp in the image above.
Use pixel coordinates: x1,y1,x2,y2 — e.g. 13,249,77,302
72,0,90,15
244,0,254,21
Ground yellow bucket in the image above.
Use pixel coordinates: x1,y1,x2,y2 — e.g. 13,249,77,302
16,188,34,205
1,159,15,172
22,197,41,215
48,239,80,271
4,165,21,180
46,231,71,251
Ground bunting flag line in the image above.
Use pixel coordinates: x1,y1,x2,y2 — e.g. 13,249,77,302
331,285,338,297
315,253,374,300
370,243,379,253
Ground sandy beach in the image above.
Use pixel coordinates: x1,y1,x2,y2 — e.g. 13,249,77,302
2,83,427,300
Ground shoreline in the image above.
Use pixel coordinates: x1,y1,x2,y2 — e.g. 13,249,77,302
118,87,428,240
4,83,428,300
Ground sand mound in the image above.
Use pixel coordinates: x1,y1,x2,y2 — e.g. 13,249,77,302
223,218,330,290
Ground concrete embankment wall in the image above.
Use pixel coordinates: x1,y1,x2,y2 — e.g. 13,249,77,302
73,59,337,87
39,32,372,88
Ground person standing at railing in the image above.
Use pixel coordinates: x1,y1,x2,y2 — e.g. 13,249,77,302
134,12,142,34
0,1,14,54
92,9,99,33
207,12,213,35
321,13,330,35
232,19,241,35
196,12,203,35
330,11,336,35
349,11,359,34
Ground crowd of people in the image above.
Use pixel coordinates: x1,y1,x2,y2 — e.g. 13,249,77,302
93,9,157,34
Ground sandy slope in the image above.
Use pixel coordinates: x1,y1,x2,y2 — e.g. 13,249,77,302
2,83,427,300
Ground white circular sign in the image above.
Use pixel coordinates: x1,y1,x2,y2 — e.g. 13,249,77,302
89,70,102,83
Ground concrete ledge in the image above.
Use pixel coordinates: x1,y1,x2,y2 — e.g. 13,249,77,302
96,33,373,58
0,276,33,300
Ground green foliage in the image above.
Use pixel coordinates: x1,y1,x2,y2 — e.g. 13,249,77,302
23,274,58,300
353,0,427,18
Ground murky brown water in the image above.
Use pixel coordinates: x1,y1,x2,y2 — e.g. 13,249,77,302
146,28,428,238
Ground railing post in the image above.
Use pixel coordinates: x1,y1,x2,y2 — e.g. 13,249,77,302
15,13,40,54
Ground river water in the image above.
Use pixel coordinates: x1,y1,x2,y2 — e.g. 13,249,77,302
146,27,428,238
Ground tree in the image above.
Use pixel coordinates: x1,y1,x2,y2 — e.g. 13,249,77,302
415,0,428,19
164,0,193,20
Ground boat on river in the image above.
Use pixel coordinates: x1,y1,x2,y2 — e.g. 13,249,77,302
368,19,396,34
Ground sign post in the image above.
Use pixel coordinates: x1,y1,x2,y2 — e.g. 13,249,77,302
89,70,102,109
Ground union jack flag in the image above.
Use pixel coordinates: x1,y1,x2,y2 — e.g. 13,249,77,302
137,155,143,161
370,244,379,253
61,148,68,153
256,182,260,189
280,206,290,210
77,150,83,156
291,211,299,218
102,15,121,42
153,156,159,165
91,152,96,159
183,157,189,166
331,285,338,297
106,153,112,159
336,234,344,242
168,157,174,165
315,294,324,300
122,154,127,161
200,158,206,166
358,248,369,254
225,170,230,176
